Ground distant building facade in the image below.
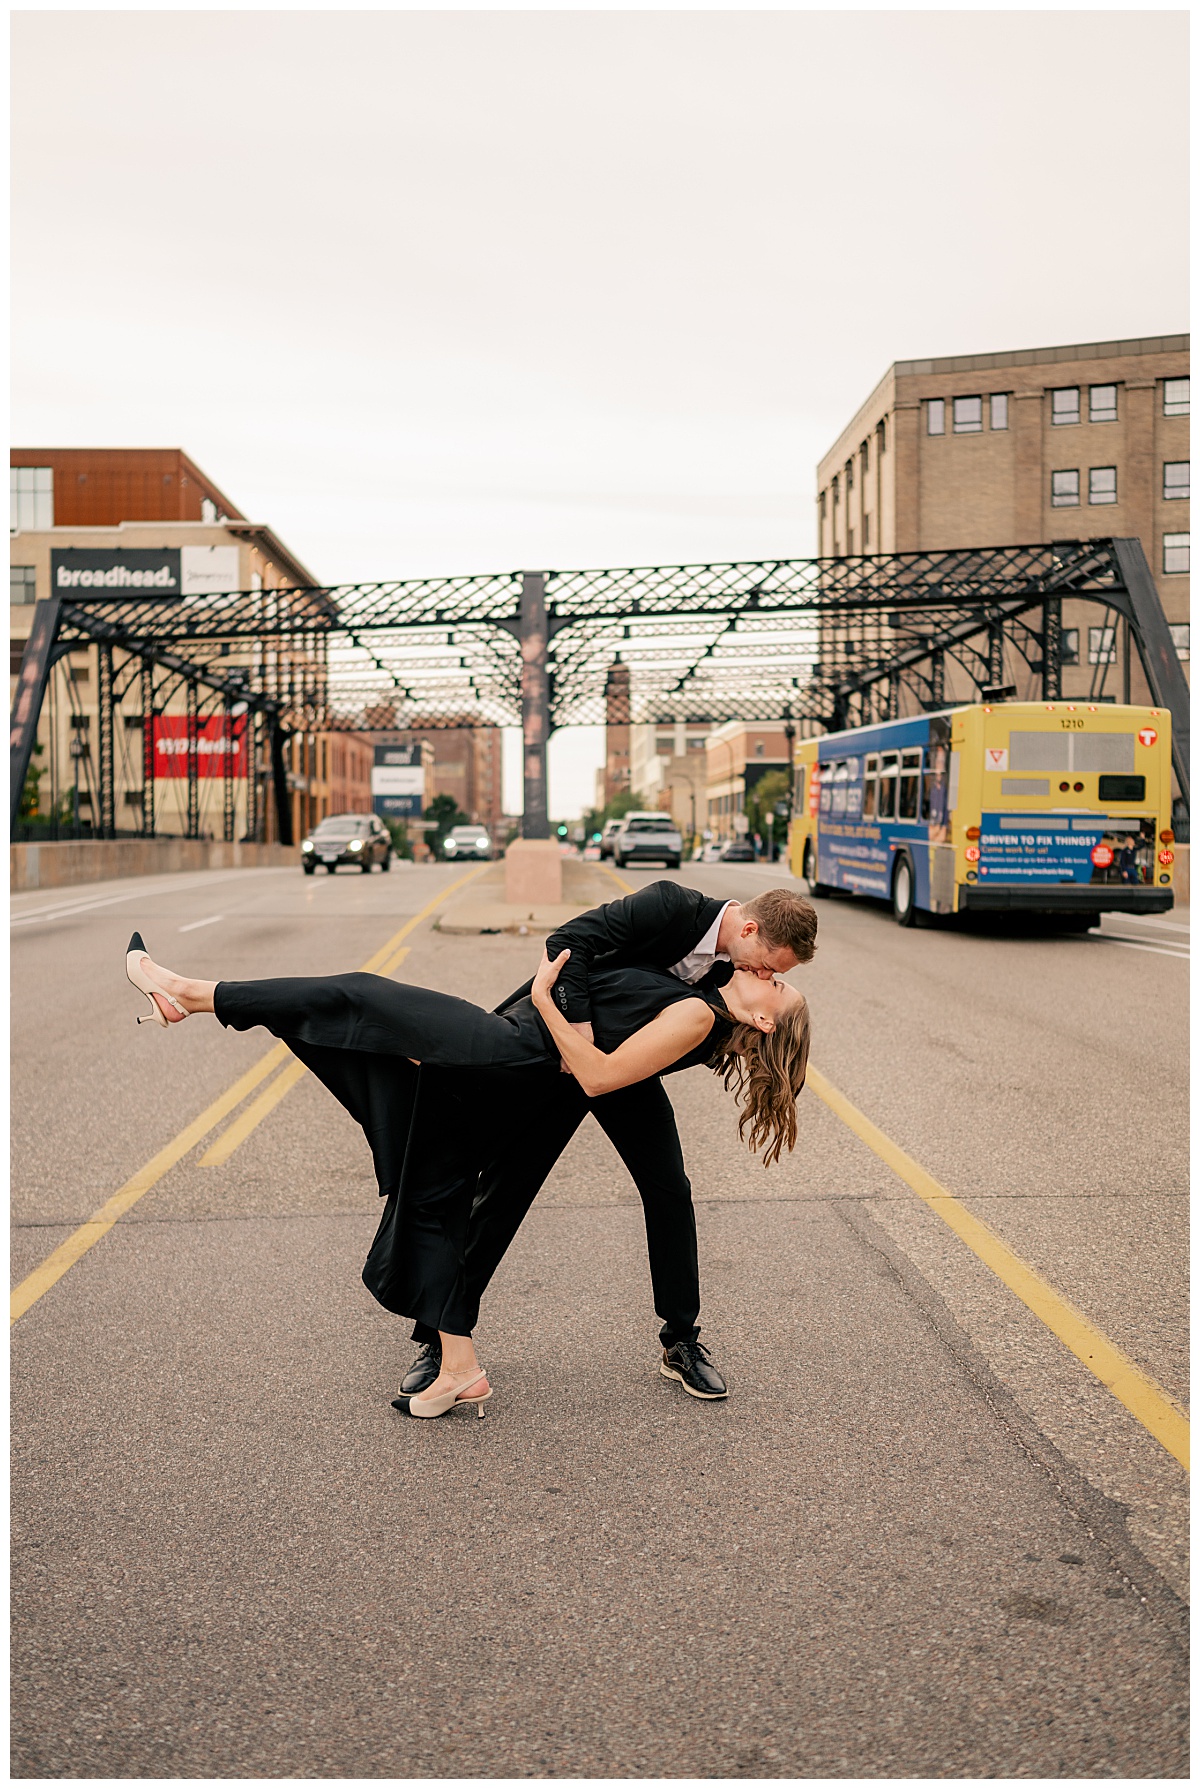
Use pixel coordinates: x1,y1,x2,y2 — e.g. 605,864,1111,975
815,335,1190,704
363,721,503,842
10,447,339,843
705,721,791,841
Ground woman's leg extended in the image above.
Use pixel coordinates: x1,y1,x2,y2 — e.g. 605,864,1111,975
213,972,548,1068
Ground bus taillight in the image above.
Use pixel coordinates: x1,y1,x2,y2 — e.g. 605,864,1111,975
966,826,980,840
1160,830,1175,844
965,845,980,863
1158,850,1175,866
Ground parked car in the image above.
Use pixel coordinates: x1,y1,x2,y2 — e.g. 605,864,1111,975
442,824,492,861
302,813,393,874
719,838,756,863
698,841,723,862
599,818,625,860
613,812,684,869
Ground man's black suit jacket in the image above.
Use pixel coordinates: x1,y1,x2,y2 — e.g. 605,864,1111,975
495,880,727,1025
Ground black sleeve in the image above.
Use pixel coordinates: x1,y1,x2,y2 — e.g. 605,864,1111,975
542,881,685,1023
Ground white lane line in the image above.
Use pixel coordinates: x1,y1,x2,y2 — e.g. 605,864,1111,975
1070,935,1190,961
1095,928,1192,950
178,914,225,933
10,868,287,929
1101,918,1191,935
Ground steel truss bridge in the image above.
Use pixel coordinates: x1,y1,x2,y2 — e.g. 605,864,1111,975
10,537,1189,843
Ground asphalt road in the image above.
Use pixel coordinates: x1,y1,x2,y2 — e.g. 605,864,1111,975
10,858,1189,1777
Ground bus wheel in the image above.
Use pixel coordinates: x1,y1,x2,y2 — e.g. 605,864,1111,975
892,852,918,927
802,839,825,894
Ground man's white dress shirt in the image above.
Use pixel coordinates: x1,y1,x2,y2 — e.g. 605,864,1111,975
668,901,733,983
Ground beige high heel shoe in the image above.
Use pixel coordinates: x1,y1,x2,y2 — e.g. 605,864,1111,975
125,932,188,1027
408,1367,492,1420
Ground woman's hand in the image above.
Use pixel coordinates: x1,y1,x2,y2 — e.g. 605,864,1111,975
532,947,569,1008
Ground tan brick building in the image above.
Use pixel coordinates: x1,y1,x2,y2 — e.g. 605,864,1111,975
815,335,1190,703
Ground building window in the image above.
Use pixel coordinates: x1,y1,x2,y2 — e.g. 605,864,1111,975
845,458,853,490
863,512,870,548
10,466,53,532
1088,467,1117,506
10,565,36,604
990,394,1008,430
1089,384,1118,423
1051,469,1080,507
847,529,855,555
1163,378,1190,417
877,417,887,453
927,399,945,436
1163,461,1190,501
1051,387,1081,426
1061,628,1080,664
1163,532,1190,574
831,476,839,505
819,490,827,521
1088,626,1116,665
860,438,870,474
952,396,983,433
1169,623,1190,662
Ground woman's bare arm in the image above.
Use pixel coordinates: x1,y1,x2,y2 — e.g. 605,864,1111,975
531,950,712,1096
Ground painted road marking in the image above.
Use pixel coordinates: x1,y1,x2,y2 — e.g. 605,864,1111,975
10,871,276,928
1076,935,1189,961
10,865,488,1325
178,914,225,933
807,1066,1189,1470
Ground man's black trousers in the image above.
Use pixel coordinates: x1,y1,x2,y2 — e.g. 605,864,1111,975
411,1072,701,1348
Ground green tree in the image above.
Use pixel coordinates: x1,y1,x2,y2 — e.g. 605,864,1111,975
19,744,45,821
581,787,652,843
744,769,791,857
382,817,414,860
423,791,470,857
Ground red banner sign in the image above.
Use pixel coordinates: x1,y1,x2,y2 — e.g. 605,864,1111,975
152,716,246,778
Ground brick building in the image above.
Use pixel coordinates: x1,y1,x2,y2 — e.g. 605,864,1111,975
815,335,1190,703
705,721,791,842
10,448,372,840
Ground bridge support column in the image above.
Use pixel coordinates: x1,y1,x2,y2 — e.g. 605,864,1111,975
98,644,115,839
141,661,156,838
519,571,550,839
271,723,293,847
186,680,200,840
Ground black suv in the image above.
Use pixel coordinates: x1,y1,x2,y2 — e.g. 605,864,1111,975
302,814,393,874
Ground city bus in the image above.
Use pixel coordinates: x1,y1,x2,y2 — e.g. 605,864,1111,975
789,701,1175,926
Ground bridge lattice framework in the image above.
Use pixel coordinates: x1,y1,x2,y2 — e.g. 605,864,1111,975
9,537,1188,843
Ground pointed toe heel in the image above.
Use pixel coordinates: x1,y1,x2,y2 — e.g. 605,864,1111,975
407,1368,492,1419
125,933,188,1029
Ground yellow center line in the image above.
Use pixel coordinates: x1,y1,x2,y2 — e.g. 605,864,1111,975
601,864,636,894
807,1066,1190,1471
10,865,488,1327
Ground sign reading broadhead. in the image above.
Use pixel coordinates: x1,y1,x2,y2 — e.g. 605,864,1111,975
51,545,242,600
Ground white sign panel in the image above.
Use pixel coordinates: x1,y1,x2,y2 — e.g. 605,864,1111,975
372,765,425,797
985,748,1009,772
182,545,241,597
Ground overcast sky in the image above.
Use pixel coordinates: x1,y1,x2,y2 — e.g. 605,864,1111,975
12,9,1189,815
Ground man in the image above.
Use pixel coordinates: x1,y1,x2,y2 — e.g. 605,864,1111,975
400,882,817,1401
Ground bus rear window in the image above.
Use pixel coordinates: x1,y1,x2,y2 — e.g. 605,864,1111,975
1098,774,1145,802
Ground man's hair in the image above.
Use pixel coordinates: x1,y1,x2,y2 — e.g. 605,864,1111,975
740,888,818,964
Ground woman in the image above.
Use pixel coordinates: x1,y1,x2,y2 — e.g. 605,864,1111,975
126,933,809,1418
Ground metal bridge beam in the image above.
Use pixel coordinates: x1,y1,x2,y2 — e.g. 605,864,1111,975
9,596,63,835
518,572,551,839
1110,539,1190,809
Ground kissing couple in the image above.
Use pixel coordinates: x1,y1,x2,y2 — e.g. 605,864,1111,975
126,879,816,1418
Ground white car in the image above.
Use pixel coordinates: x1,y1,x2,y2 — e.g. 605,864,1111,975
442,825,492,860
613,812,684,870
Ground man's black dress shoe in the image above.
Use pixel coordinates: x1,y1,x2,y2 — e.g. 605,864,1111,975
660,1339,728,1400
398,1340,441,1398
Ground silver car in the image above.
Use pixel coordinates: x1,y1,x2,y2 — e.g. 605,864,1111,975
613,812,683,869
442,825,492,861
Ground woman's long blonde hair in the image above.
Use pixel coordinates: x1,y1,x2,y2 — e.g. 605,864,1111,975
709,993,810,1168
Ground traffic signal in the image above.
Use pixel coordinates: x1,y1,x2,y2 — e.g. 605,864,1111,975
556,824,568,838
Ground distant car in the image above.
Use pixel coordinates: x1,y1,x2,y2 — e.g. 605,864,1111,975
699,842,723,862
719,838,756,863
599,819,625,860
302,813,393,874
613,812,684,870
442,824,492,861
